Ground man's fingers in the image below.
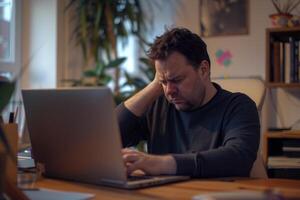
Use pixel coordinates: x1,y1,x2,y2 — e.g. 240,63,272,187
123,153,141,163
126,158,144,175
126,162,136,175
122,152,146,175
121,148,138,154
121,149,152,175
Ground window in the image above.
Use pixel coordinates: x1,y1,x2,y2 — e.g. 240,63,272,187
0,0,23,138
0,0,20,77
0,0,13,62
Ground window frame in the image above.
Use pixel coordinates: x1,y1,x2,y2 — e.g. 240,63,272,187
0,0,21,79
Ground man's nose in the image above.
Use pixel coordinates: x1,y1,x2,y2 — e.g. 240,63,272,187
165,82,177,96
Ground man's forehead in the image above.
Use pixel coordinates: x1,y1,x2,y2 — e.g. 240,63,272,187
155,61,191,79
156,68,182,80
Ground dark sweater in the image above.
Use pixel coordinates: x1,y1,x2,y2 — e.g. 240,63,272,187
116,83,260,178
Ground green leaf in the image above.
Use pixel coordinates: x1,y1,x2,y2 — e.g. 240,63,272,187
139,57,153,67
95,62,105,76
130,77,147,88
83,69,97,77
94,1,103,28
97,74,112,85
140,66,154,81
0,81,15,112
0,80,16,164
105,57,127,69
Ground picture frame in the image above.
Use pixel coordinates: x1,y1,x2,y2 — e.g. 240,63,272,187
200,0,249,37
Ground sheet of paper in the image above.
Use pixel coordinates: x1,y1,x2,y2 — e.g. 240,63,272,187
24,188,95,200
192,190,282,200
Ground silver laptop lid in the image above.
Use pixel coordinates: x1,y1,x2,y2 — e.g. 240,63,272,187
22,87,127,184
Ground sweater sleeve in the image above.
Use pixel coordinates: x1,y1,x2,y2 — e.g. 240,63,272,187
115,103,147,147
173,94,260,178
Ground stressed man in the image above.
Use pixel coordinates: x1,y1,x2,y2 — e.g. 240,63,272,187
116,27,260,178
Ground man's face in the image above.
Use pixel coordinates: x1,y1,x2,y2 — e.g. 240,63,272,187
155,52,210,111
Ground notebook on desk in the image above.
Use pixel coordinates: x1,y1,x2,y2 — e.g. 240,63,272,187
22,87,189,189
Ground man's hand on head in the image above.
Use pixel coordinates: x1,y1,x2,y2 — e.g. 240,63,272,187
150,70,164,94
123,68,163,117
122,148,177,176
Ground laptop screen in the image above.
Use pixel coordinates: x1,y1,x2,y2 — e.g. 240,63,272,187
22,87,128,183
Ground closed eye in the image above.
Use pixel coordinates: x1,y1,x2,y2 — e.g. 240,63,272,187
159,77,183,85
172,78,183,84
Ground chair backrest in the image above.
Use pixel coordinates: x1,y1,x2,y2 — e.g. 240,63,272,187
213,77,266,112
212,77,268,178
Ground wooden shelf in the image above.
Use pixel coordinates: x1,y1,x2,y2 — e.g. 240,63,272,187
267,83,300,88
267,27,300,33
266,27,300,41
265,131,300,139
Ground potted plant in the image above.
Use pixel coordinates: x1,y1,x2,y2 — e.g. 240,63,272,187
270,0,300,27
65,0,152,96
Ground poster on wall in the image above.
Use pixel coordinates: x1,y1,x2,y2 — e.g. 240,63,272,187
200,0,249,37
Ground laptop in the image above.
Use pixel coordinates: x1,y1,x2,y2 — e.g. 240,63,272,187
22,87,189,189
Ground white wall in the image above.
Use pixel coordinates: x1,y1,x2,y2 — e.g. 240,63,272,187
21,0,57,89
147,0,275,78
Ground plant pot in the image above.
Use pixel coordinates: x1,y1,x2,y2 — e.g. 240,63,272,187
269,13,293,27
291,15,300,27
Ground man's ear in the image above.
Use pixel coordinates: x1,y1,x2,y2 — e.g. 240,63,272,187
198,60,210,78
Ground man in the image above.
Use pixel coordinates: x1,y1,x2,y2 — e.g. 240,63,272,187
116,27,259,178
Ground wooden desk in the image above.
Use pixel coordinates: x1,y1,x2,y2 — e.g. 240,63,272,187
21,176,300,200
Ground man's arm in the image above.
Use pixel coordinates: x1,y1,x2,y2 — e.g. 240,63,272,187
117,74,178,175
116,72,163,147
124,78,163,117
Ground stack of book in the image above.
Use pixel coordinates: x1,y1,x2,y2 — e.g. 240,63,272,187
270,37,300,83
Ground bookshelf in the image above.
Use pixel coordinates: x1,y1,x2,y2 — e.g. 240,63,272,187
264,27,300,179
266,27,300,85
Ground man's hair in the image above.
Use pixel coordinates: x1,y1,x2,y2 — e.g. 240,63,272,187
147,27,210,68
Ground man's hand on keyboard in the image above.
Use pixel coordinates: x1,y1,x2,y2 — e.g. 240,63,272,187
122,148,177,176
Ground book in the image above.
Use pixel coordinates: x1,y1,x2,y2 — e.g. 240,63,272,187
273,42,281,82
268,156,300,169
268,168,300,179
294,41,299,82
280,42,285,82
283,147,300,157
285,42,291,83
283,139,300,147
